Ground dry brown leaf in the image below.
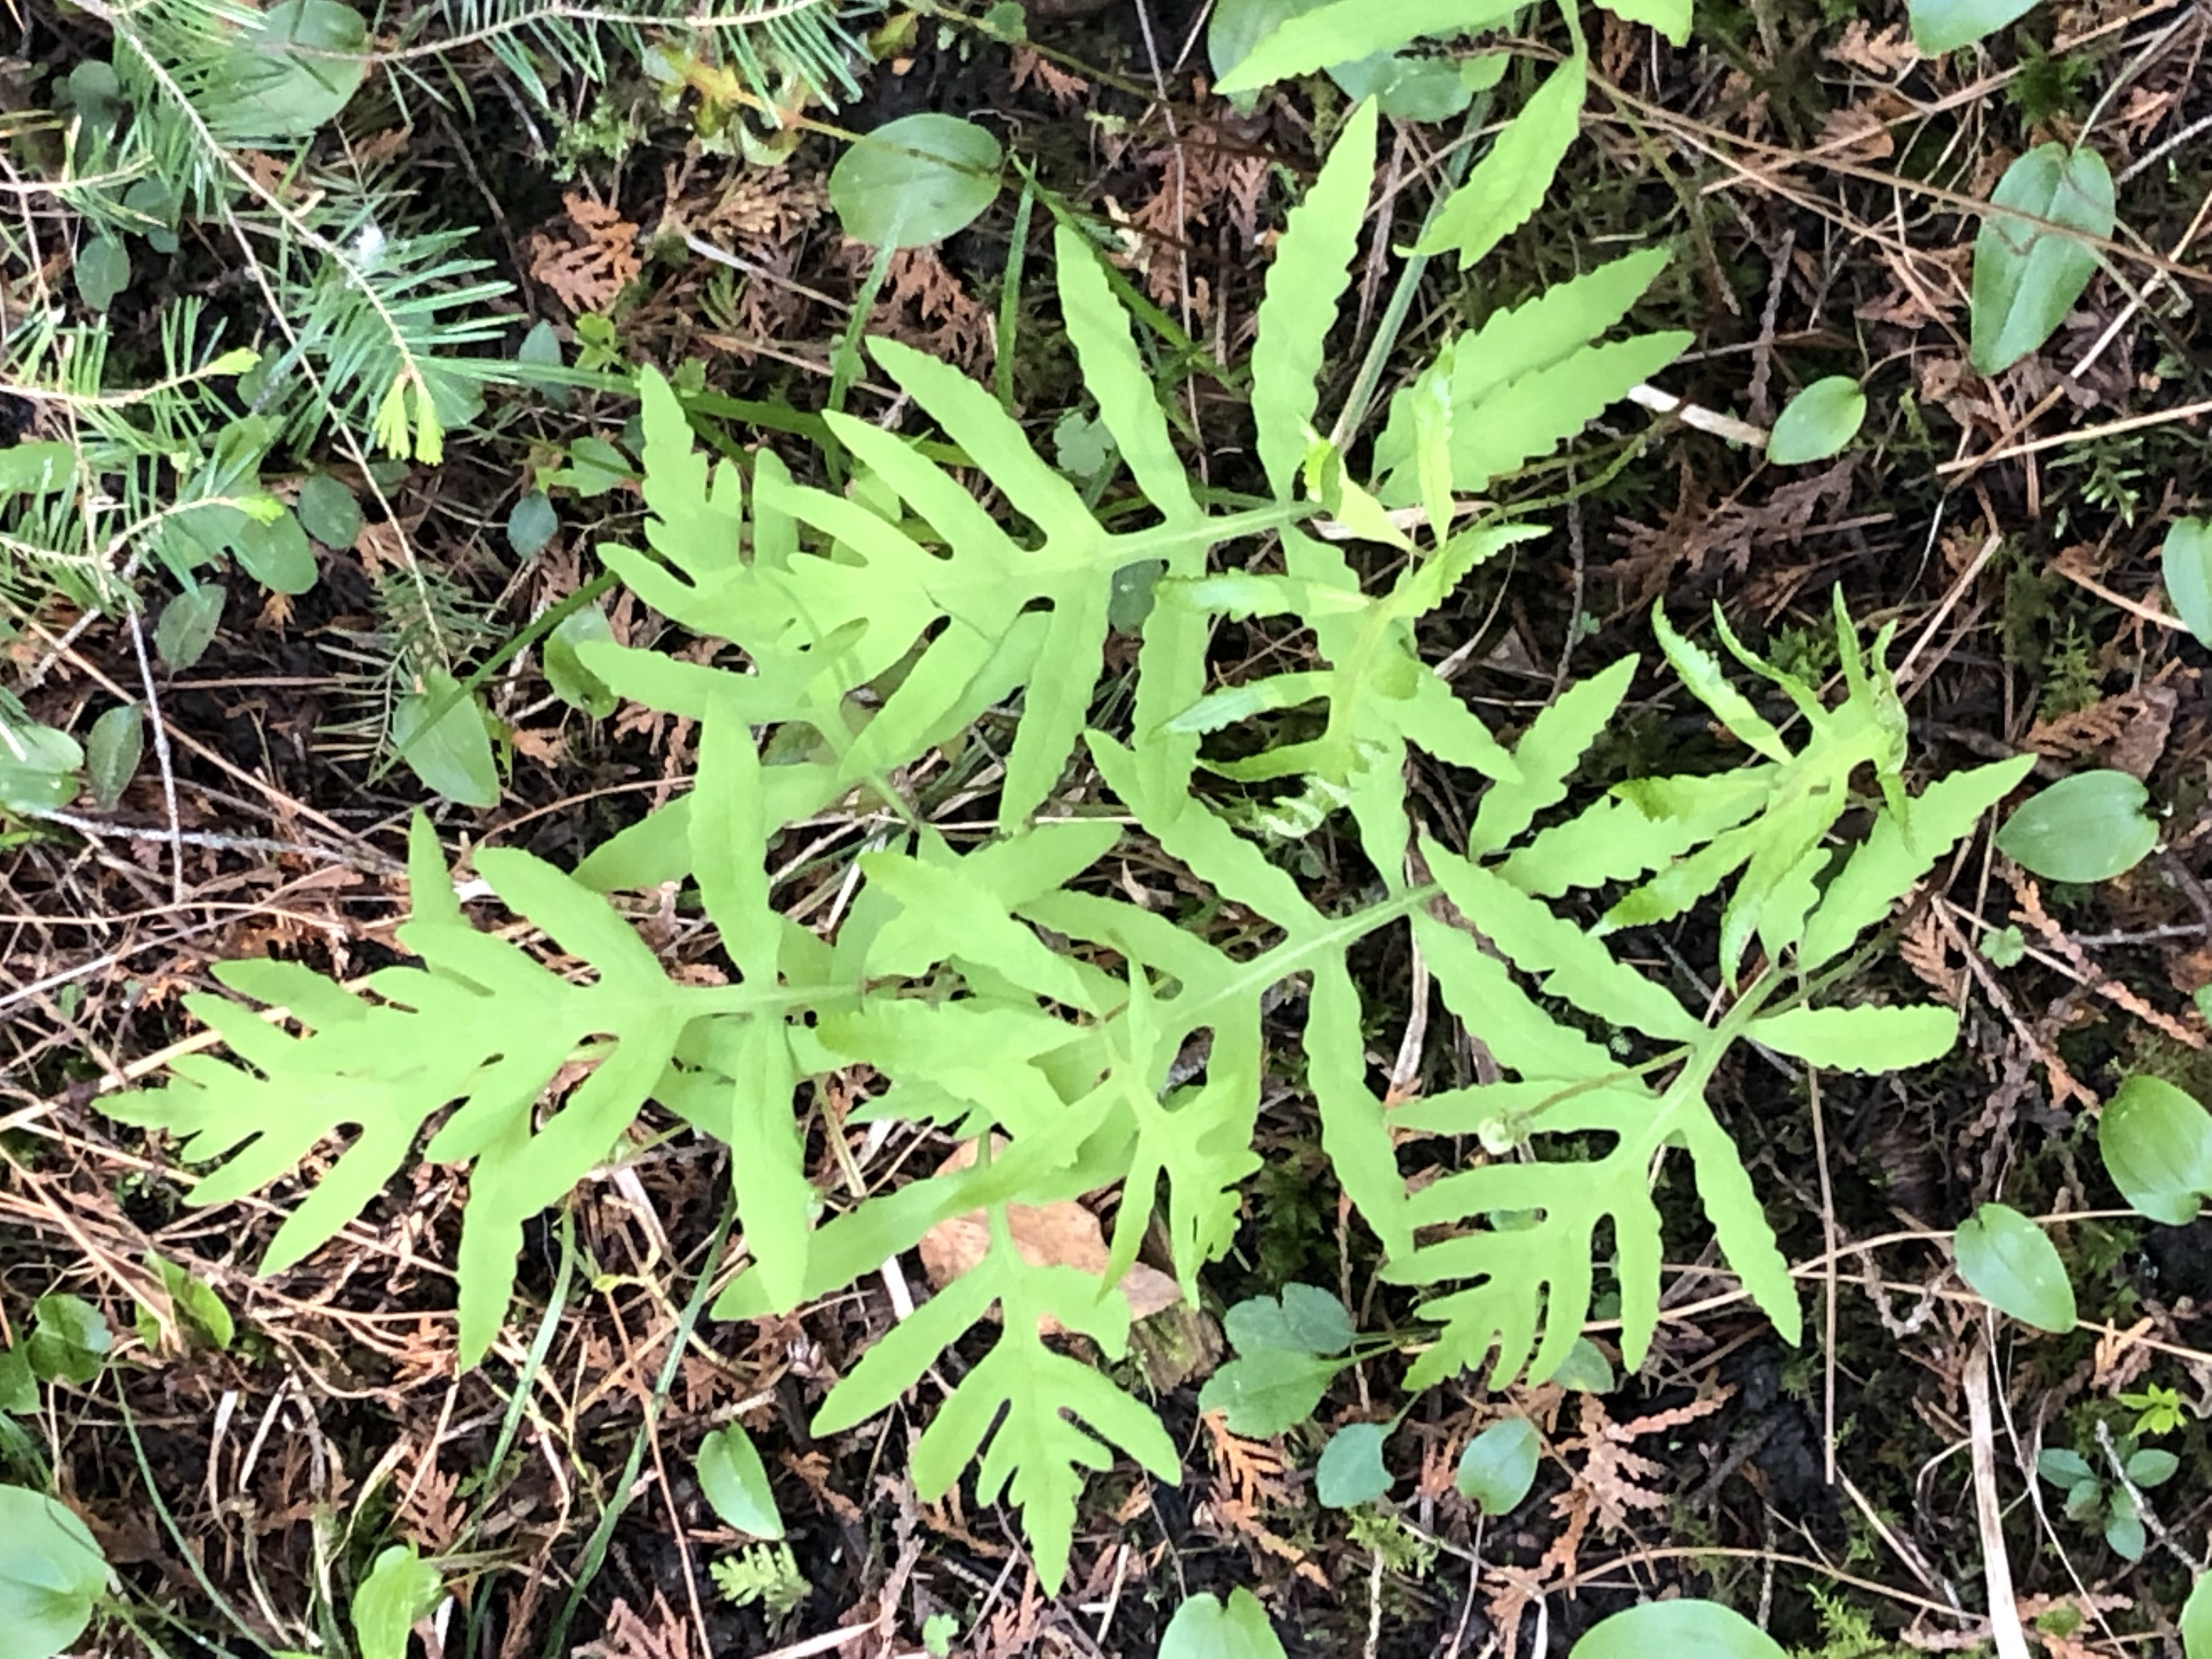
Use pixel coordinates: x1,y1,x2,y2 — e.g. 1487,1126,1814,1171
917,1139,1182,1330
1825,20,1920,75
529,191,643,314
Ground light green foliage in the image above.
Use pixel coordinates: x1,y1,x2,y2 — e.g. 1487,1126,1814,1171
1911,0,2041,54
0,1485,112,1659
352,1545,442,1659
1454,1417,1541,1514
1316,1421,1392,1506
710,1543,809,1617
2184,1573,2212,1658
2037,1439,2174,1561
119,115,2008,1589
1573,1600,1787,1659
133,1252,235,1353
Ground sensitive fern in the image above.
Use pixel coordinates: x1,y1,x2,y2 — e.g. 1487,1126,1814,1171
114,95,2020,1589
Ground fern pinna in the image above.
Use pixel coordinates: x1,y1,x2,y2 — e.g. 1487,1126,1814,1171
112,99,2023,1587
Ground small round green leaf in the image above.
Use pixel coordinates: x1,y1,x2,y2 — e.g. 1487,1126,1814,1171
1159,1587,1288,1659
696,1425,784,1540
1954,1202,2076,1333
506,490,558,560
351,1544,441,1659
0,1485,111,1658
1766,376,1866,465
830,114,1003,250
76,238,131,313
1455,1418,1541,1515
1223,1285,1352,1357
2036,1447,2093,1486
1315,1421,1392,1509
2126,1447,2179,1488
295,474,363,548
2100,1073,2212,1225
154,584,225,671
1197,1351,1340,1437
1571,1599,1788,1659
2163,518,2212,648
1994,769,2157,884
2106,1493,2147,1561
1910,0,2039,54
1551,1336,1615,1393
84,703,142,811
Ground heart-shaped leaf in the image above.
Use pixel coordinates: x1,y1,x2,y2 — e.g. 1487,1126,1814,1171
1454,1417,1541,1515
1954,1202,2075,1333
1994,769,2156,883
830,114,1003,250
1160,1587,1287,1659
1572,1600,1788,1659
1198,1350,1342,1437
1970,143,2114,375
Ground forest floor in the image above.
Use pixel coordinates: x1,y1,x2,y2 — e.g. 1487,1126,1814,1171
7,1,2212,1656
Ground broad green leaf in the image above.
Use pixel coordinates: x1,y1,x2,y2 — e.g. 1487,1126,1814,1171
1747,1004,1957,1073
1160,1588,1288,1659
351,1545,441,1659
26,1295,109,1386
0,708,84,814
1414,57,1585,270
295,473,363,547
2162,518,2212,647
0,1485,110,1659
1214,0,1524,94
76,237,130,312
0,1350,31,1414
2100,1074,2212,1225
2182,1573,2212,1659
230,506,318,594
1994,769,2156,883
2107,1492,2147,1561
391,671,500,807
84,703,142,811
1223,1284,1353,1357
1911,0,2039,54
1766,376,1866,464
830,114,1002,250
697,1424,785,1539
1454,1418,1540,1514
1572,1601,1787,1659
506,490,558,558
1197,1350,1342,1436
1315,1421,1391,1508
1970,143,2114,376
154,584,225,670
2037,1447,2093,1485
206,0,369,140
2128,1448,2179,1487
1954,1202,2075,1333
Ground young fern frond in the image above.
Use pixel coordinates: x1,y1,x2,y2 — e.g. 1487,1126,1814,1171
114,94,2020,1586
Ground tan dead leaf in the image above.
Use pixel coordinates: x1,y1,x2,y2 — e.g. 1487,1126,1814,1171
529,191,643,314
256,590,296,629
354,518,409,574
509,726,565,765
2030,684,2175,780
917,1139,1182,1331
1815,106,1894,161
1825,21,1920,76
1008,46,1088,110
